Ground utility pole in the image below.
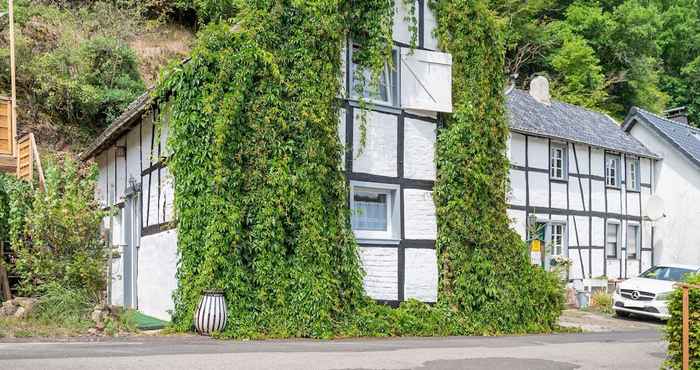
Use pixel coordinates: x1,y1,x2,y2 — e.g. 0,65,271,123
8,0,16,157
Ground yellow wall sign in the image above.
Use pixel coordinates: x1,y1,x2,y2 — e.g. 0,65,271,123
531,239,542,252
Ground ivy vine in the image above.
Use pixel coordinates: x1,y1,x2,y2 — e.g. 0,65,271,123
155,0,563,338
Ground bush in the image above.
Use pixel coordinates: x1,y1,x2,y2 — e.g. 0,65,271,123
665,274,700,370
11,155,107,301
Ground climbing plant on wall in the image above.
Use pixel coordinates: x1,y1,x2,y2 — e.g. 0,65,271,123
156,0,563,338
430,0,563,331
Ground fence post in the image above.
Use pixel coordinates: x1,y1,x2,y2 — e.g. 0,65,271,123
683,285,690,370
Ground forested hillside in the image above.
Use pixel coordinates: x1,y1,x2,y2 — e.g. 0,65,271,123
0,0,697,150
500,0,699,123
0,1,195,150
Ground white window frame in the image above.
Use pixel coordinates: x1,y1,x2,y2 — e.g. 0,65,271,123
550,143,568,180
349,45,400,108
549,221,567,256
605,154,621,188
627,223,640,259
349,181,401,243
606,220,621,258
626,156,641,191
534,219,567,257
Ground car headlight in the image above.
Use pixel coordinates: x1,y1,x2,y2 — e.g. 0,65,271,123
656,292,672,301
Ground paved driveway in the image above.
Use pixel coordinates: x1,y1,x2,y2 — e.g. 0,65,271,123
0,329,666,370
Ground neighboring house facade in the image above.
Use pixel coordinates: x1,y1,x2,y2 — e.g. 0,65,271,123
623,107,700,266
81,1,451,320
505,77,659,281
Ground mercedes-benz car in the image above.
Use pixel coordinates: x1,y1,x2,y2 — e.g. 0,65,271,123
612,264,700,320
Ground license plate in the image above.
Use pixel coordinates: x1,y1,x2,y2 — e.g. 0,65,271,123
624,300,644,308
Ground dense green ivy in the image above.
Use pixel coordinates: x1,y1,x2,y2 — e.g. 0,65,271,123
157,0,563,338
665,274,700,369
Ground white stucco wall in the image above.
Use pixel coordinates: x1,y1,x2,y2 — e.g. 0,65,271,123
629,121,700,265
137,230,179,320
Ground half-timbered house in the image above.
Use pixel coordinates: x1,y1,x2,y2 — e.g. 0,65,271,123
506,77,659,281
81,1,451,320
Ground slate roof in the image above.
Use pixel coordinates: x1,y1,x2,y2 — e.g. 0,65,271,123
623,107,700,168
80,91,151,161
506,89,657,158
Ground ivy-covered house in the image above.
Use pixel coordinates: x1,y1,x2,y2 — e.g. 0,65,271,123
505,76,659,281
80,1,452,320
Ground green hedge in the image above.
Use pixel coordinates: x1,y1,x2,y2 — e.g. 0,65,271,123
665,274,700,369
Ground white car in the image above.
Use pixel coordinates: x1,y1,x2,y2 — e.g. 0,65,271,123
612,264,700,320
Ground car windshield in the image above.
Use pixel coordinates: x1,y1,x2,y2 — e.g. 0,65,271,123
640,266,697,282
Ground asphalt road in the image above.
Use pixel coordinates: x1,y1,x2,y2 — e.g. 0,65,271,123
0,329,666,370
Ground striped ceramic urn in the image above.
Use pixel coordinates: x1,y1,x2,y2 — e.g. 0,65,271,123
194,290,228,335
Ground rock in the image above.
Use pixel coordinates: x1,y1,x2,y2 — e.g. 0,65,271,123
14,297,37,312
1,300,18,316
13,306,26,319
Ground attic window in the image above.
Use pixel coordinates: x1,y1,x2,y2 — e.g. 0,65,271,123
350,46,399,107
550,143,567,180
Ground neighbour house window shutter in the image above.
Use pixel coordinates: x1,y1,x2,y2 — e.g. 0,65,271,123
0,99,12,155
400,48,452,113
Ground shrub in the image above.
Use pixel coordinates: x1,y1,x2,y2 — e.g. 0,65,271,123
665,274,700,370
11,154,107,301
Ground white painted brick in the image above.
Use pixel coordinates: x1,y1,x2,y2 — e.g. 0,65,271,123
160,167,175,223
568,216,589,247
626,192,640,215
591,217,604,246
352,110,398,177
403,118,436,181
404,189,437,240
359,247,398,301
569,249,589,280
568,143,589,175
404,249,438,302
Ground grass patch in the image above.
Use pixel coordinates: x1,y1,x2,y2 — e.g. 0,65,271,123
589,291,613,315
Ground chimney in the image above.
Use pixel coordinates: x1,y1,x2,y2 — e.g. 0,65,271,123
529,76,551,105
664,107,689,125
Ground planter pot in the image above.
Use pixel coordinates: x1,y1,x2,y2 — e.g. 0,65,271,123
194,290,227,335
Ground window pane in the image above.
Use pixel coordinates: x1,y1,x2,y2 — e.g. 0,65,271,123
628,225,638,256
352,191,388,231
607,224,618,256
351,48,397,105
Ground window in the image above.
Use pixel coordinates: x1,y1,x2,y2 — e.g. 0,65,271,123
350,182,400,241
640,266,698,282
606,222,620,258
626,157,640,191
605,154,620,187
534,221,566,256
550,223,565,255
550,143,567,180
350,46,399,106
627,224,639,259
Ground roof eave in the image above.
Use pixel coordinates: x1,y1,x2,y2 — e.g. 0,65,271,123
509,127,660,160
79,94,151,161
